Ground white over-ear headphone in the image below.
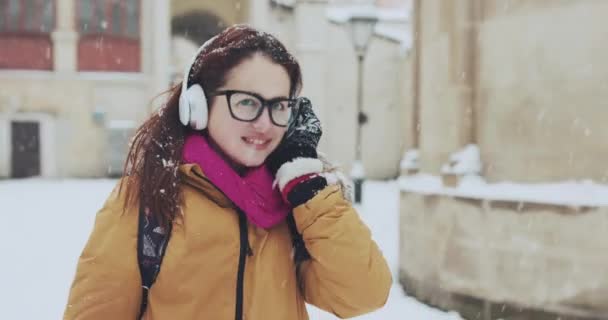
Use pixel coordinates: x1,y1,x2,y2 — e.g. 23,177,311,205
178,36,217,130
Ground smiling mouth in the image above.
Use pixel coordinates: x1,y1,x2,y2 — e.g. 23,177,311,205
242,137,271,148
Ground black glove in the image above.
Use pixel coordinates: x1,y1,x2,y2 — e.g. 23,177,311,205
267,97,328,206
267,97,322,172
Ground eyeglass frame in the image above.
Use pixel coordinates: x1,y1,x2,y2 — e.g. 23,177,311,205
211,89,298,127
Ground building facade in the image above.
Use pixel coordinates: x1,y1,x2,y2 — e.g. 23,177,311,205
0,0,251,178
260,0,412,179
399,1,608,319
0,0,412,179
0,0,171,178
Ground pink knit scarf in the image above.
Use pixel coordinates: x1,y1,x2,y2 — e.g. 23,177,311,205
182,133,291,229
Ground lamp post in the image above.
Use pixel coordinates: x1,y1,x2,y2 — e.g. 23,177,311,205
347,11,378,204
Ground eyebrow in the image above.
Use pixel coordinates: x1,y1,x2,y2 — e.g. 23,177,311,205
220,89,291,101
262,93,289,100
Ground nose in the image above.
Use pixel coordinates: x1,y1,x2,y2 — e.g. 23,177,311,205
252,107,273,132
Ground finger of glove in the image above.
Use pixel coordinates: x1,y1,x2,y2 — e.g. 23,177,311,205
295,101,322,138
291,120,321,147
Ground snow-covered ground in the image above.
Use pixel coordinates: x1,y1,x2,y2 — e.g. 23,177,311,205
0,178,463,320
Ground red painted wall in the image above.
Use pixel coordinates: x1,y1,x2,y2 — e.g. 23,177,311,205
0,34,52,70
78,35,140,72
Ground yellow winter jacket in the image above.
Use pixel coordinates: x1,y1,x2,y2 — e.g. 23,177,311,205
64,164,391,319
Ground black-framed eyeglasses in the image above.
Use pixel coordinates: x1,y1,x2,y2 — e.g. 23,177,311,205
211,90,298,127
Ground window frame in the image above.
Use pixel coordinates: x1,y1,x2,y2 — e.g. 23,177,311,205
0,0,56,35
0,0,56,70
75,0,142,72
76,0,140,40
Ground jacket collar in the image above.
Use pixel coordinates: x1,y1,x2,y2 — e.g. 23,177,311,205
179,163,234,208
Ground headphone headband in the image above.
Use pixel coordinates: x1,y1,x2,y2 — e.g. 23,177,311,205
178,35,219,130
181,35,218,94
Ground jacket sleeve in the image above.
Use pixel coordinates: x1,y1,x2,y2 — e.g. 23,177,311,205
63,183,142,320
293,185,392,318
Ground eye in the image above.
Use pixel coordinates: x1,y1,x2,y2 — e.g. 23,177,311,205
271,101,288,111
237,98,258,107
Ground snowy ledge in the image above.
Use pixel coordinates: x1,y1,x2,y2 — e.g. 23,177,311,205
399,174,608,208
326,5,409,24
375,24,412,49
326,5,412,51
270,0,295,9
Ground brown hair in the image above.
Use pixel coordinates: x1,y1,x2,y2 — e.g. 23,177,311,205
120,25,302,229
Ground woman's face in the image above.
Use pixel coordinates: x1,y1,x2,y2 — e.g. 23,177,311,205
207,53,291,168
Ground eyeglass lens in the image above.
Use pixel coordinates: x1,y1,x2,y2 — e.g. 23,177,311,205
229,92,293,126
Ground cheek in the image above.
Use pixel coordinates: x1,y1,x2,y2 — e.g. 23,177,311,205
273,127,287,141
210,120,246,144
269,128,287,149
208,109,235,143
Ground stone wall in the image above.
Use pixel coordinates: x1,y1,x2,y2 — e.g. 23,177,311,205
402,3,608,316
416,0,475,174
476,0,608,182
399,192,608,319
413,0,608,182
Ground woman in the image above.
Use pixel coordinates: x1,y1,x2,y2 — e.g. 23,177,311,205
64,25,391,320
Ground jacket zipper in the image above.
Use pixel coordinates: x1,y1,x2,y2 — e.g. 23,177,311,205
235,208,252,320
190,171,253,320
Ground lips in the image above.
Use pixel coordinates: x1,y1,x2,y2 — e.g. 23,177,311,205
242,137,271,149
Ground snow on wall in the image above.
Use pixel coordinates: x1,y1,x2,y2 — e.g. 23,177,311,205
400,174,608,207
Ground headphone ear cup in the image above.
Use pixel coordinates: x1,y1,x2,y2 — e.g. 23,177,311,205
178,89,191,126
186,84,208,130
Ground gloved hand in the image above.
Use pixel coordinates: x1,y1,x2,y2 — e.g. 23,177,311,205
267,97,328,206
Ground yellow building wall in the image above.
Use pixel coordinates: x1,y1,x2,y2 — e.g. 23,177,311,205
171,0,250,26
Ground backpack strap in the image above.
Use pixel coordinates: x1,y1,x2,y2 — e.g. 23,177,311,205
137,208,171,320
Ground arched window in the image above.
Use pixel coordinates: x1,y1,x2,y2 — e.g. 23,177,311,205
0,0,55,70
77,0,140,72
171,11,226,46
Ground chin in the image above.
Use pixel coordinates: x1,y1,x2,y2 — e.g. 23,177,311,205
236,156,267,168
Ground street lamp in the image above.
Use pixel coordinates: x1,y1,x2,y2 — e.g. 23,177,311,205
347,11,378,204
